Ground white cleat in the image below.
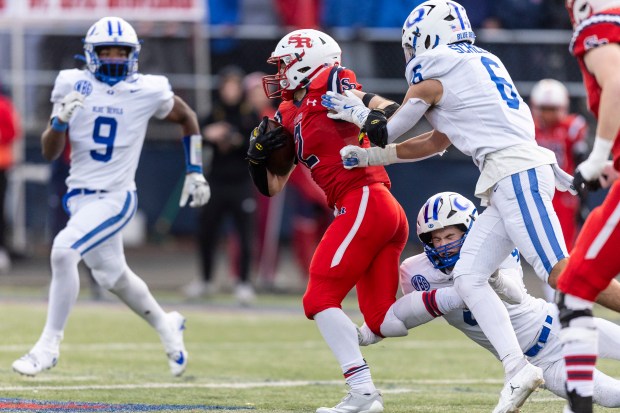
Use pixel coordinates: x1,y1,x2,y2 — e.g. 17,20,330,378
12,350,59,377
492,363,544,413
159,311,188,377
316,391,384,413
357,323,383,347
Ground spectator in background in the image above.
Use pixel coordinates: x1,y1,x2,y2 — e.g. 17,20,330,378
183,66,258,305
530,79,588,303
0,87,20,273
531,79,588,251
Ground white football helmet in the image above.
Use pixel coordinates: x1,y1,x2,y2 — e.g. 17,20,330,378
83,17,141,85
566,0,620,26
530,79,569,108
263,29,341,99
416,191,478,269
402,0,475,63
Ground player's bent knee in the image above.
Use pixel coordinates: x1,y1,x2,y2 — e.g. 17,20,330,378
379,307,408,338
50,246,81,274
88,261,126,290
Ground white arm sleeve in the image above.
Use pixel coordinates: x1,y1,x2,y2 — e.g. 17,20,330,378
386,97,430,144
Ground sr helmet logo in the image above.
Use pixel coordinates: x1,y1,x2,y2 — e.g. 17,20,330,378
288,34,313,48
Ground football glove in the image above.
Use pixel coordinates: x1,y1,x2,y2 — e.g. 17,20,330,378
321,90,370,129
57,91,85,123
363,109,389,148
247,117,286,165
179,172,211,207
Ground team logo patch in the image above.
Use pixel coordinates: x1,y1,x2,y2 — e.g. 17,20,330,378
411,274,431,291
0,398,254,412
74,80,93,96
584,34,609,50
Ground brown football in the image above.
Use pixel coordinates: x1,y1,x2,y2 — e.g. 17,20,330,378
265,119,295,176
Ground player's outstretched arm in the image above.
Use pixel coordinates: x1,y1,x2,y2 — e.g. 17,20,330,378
166,96,211,207
575,44,620,187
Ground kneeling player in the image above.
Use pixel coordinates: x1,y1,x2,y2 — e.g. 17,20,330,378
360,192,620,408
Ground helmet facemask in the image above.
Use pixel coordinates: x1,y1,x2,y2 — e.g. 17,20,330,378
83,17,141,86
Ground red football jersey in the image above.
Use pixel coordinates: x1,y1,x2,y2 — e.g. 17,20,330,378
569,9,620,171
275,65,391,208
535,114,587,173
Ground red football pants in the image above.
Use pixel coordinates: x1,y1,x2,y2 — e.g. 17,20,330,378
557,180,620,301
302,183,409,334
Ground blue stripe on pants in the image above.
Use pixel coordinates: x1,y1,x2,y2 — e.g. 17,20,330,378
527,169,566,264
512,171,552,274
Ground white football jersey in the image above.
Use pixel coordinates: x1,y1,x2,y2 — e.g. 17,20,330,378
400,251,553,359
405,43,544,169
50,69,174,191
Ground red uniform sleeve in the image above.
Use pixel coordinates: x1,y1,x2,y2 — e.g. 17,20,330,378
0,97,18,145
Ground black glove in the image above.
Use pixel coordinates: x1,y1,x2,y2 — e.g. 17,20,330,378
247,116,286,164
363,109,389,148
573,169,602,196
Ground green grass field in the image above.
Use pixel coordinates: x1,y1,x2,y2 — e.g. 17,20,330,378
1,295,619,412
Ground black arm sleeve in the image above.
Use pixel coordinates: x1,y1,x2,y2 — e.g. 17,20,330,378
248,161,271,197
383,103,401,119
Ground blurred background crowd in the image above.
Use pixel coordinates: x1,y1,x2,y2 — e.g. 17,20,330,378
0,0,606,305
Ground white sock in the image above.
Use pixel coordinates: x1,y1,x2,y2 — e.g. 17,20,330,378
109,267,168,332
561,294,597,398
37,247,81,352
315,308,376,394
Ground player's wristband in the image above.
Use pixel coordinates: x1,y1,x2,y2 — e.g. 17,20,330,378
362,93,377,107
51,117,68,133
182,134,203,174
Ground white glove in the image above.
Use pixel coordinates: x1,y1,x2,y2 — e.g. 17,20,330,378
340,144,402,169
551,163,577,195
340,145,370,169
57,91,85,123
321,90,370,129
179,172,211,207
488,269,524,305
576,136,614,181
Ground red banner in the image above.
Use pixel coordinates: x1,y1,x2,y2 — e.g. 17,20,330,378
1,0,204,21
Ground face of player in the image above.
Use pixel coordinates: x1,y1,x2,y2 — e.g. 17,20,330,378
96,46,130,62
430,225,466,258
533,105,567,128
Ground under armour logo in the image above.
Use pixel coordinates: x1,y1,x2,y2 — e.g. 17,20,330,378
510,384,520,395
307,99,317,106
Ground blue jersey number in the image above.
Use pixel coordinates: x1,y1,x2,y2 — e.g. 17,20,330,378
90,116,117,162
480,56,519,109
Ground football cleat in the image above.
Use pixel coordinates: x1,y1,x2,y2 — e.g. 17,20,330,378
159,311,188,377
492,363,544,413
316,390,384,413
235,283,256,306
12,350,59,377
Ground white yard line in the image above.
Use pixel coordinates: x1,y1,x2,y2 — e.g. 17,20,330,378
0,378,512,392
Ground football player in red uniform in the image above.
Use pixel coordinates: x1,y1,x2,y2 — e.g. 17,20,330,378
557,2,620,412
247,29,409,413
531,79,589,250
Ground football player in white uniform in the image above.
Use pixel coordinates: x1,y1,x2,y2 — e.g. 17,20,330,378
321,1,620,411
357,192,620,409
12,17,210,377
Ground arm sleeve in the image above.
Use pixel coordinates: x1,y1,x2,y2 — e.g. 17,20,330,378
50,71,73,118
